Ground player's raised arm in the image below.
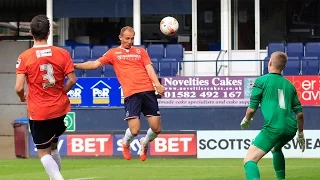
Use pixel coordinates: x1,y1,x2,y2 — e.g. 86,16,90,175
74,50,113,70
74,60,102,70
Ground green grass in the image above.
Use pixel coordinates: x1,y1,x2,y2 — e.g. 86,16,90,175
0,158,319,180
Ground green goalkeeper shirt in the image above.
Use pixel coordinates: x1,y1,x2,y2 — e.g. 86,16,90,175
249,73,302,134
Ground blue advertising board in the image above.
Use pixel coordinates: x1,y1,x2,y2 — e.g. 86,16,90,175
67,78,123,107
28,134,67,157
113,135,148,157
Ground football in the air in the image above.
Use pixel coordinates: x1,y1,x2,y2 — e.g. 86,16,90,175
160,16,179,36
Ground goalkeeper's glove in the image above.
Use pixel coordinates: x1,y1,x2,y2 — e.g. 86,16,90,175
296,131,305,153
240,117,253,130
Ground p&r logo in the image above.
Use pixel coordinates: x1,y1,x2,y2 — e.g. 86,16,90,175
67,83,83,104
91,80,111,104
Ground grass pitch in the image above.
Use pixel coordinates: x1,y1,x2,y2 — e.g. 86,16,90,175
0,158,319,180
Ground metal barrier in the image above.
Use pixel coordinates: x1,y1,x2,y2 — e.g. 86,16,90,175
154,59,265,77
154,58,318,77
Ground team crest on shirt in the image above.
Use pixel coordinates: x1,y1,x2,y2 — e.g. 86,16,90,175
135,48,141,54
16,58,21,68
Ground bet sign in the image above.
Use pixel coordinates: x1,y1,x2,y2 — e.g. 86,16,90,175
67,134,113,156
150,134,197,156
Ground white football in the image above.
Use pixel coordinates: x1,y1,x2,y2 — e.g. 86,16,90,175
160,16,179,36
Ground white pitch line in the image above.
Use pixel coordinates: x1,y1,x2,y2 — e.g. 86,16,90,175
102,165,319,168
0,164,318,168
69,177,99,180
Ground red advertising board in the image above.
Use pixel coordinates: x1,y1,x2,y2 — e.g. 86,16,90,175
286,76,320,106
67,134,113,156
149,134,197,156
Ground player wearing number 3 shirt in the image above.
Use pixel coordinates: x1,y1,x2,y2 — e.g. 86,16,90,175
15,15,76,180
74,26,164,162
240,52,306,180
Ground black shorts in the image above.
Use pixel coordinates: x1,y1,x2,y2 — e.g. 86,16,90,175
124,90,160,120
29,114,67,149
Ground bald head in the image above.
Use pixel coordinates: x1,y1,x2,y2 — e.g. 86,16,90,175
270,51,288,71
119,26,135,49
120,26,135,36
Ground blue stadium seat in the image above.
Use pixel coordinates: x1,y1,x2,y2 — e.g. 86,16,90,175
91,46,109,59
266,42,285,57
160,58,178,76
74,46,91,61
166,44,183,70
134,45,146,49
85,68,103,77
147,44,165,59
72,59,85,63
282,57,300,75
111,45,119,49
263,59,269,75
302,57,319,75
305,42,320,57
103,66,116,77
151,58,159,73
286,43,303,58
60,46,73,56
74,69,84,77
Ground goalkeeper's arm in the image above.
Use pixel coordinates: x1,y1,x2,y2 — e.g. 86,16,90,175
296,112,304,133
292,88,304,133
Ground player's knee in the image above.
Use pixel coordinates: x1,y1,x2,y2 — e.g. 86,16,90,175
151,127,161,134
130,128,140,136
51,143,58,150
37,147,52,158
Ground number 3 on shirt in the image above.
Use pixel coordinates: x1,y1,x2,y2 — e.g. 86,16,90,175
40,63,56,88
278,89,286,109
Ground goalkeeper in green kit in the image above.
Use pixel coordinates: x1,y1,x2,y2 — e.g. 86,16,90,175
240,52,306,180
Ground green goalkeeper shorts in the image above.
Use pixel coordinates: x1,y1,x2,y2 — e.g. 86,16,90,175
252,128,296,153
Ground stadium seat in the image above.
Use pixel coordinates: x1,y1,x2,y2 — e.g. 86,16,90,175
147,44,165,59
266,42,285,57
160,58,178,76
282,57,300,75
305,42,320,57
286,43,303,58
60,46,73,56
151,58,159,73
72,59,85,63
85,67,103,77
74,69,84,77
134,45,146,49
166,44,184,70
111,45,119,49
263,59,269,75
74,46,91,61
91,46,109,59
302,57,319,75
103,66,116,77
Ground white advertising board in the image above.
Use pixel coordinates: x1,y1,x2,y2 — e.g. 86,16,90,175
197,130,320,158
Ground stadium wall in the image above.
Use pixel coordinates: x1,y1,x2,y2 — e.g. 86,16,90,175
0,42,30,135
